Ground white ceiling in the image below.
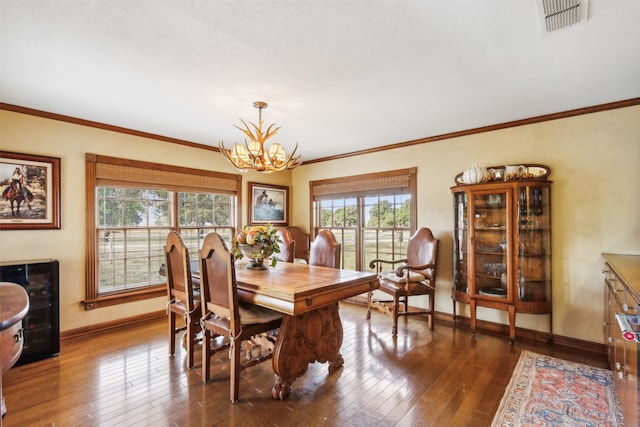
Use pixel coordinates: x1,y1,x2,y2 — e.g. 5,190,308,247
1,1,639,162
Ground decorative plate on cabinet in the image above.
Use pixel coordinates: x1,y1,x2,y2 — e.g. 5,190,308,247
479,287,507,297
454,164,550,185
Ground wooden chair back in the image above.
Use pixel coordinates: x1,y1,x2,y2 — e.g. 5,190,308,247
199,232,282,402
164,231,197,313
405,227,439,283
287,226,310,263
309,230,341,268
164,230,201,368
276,228,295,263
199,232,241,336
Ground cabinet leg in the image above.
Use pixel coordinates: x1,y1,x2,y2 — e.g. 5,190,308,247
470,300,477,336
508,306,516,344
452,300,457,326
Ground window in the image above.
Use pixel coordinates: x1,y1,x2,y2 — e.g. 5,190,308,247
310,168,416,271
97,188,172,295
85,154,241,309
176,192,236,252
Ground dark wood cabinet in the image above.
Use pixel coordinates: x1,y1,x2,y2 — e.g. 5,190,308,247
603,253,639,426
451,177,552,343
0,259,59,365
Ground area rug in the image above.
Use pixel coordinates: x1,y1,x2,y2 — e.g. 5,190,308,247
491,350,624,427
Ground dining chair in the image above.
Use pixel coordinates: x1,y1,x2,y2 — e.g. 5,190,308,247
367,227,439,336
164,231,201,368
199,232,283,402
276,227,295,263
287,226,310,263
309,230,341,268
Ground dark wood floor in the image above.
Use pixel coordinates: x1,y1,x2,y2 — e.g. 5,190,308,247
2,302,607,427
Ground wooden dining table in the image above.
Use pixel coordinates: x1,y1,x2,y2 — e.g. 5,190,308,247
174,259,379,400
236,260,379,399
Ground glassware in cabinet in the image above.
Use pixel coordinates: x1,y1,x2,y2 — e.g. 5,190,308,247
452,192,468,302
516,184,552,312
471,190,510,300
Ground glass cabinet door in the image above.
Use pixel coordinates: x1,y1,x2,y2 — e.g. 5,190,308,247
471,190,509,300
516,185,551,307
452,192,468,298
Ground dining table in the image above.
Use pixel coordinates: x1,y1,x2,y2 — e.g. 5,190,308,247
165,259,379,400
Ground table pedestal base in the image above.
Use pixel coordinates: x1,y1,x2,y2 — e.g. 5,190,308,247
271,302,344,400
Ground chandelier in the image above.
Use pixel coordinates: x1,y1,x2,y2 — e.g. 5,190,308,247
219,101,302,173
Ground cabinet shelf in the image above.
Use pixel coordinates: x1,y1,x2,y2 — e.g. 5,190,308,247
476,205,506,210
520,277,546,283
476,273,504,280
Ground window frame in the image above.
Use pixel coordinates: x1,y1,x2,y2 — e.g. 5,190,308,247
84,154,242,309
309,168,417,271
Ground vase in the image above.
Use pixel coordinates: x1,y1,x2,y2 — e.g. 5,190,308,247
238,244,271,270
246,257,267,270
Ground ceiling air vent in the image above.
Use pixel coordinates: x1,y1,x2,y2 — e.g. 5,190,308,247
539,0,589,32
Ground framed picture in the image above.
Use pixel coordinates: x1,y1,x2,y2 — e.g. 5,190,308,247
0,151,61,230
248,182,289,225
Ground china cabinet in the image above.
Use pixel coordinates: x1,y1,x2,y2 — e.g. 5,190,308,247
451,166,552,343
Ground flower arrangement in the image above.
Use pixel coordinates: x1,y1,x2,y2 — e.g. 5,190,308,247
234,224,281,268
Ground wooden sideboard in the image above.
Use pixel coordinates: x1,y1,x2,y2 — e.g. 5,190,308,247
0,282,29,424
603,253,640,426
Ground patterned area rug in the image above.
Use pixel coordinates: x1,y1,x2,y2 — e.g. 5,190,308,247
491,350,624,427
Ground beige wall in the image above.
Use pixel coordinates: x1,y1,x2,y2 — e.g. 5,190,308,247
0,109,290,331
1,105,638,343
291,105,640,342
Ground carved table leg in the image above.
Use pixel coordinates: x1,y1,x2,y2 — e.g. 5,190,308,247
271,302,344,400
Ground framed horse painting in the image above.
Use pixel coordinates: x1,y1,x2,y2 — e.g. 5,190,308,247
248,182,288,226
0,151,61,230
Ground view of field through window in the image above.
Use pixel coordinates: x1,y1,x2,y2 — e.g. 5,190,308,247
315,191,412,271
97,188,235,294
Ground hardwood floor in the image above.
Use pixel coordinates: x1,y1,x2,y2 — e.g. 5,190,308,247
2,302,607,427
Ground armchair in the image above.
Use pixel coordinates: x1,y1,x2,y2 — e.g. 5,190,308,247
367,227,439,336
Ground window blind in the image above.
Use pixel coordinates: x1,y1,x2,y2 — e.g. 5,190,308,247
88,154,240,194
310,168,416,199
